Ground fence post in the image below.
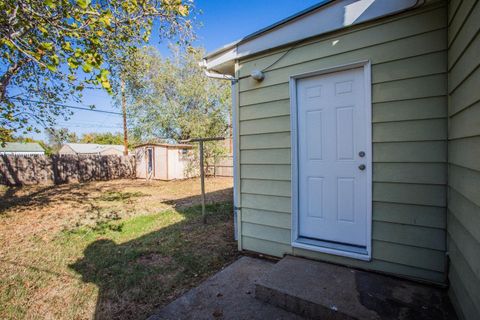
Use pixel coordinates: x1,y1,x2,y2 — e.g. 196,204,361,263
180,136,225,224
199,141,206,224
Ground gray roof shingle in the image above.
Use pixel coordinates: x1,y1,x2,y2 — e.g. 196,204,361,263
0,142,44,153
63,143,124,154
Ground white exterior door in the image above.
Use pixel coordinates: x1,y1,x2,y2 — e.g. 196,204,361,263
296,66,370,248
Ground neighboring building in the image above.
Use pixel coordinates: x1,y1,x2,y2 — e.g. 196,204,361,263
58,143,125,156
135,143,194,180
0,142,44,155
203,1,480,319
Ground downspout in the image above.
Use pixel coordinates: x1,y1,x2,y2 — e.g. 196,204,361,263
231,70,240,245
203,65,241,247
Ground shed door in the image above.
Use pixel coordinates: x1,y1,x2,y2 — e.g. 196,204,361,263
297,67,369,247
147,148,154,174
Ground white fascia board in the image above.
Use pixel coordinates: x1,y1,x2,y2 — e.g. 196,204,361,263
203,47,237,76
203,0,421,75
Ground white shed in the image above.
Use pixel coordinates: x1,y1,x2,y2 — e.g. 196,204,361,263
135,143,194,180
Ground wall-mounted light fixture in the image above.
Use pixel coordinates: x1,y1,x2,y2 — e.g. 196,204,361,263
251,70,264,81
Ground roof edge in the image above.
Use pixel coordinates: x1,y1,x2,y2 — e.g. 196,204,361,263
203,0,424,72
134,143,194,149
203,1,333,60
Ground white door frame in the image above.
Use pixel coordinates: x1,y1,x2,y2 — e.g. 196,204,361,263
290,60,372,261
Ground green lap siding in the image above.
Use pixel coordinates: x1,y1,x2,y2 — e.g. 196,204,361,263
236,1,448,284
372,97,447,123
447,0,480,318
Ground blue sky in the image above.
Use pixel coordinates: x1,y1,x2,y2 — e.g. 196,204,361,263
33,0,320,141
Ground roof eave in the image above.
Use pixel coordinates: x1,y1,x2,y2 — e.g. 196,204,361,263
202,0,423,75
203,0,333,62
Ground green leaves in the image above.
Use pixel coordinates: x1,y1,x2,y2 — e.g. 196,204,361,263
123,46,230,156
44,0,56,8
79,132,124,144
51,54,60,65
67,57,80,69
97,69,111,92
99,69,109,80
1,0,195,143
38,26,48,35
47,54,60,71
62,42,73,52
82,63,93,73
3,39,15,50
122,0,138,14
77,0,91,9
99,11,113,27
40,42,54,51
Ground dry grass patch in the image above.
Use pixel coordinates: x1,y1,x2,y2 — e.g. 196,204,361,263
0,178,236,319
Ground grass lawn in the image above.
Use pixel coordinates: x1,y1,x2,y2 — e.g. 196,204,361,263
0,177,237,319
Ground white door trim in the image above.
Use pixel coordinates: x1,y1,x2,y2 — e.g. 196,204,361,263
290,60,372,261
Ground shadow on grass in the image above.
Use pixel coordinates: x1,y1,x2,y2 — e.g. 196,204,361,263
0,183,92,213
0,178,232,215
96,191,147,202
162,187,232,211
69,192,237,320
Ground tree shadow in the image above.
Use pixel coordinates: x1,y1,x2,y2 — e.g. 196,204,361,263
162,186,233,210
0,183,92,213
69,191,237,320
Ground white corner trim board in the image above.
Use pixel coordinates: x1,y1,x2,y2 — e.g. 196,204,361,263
290,61,372,261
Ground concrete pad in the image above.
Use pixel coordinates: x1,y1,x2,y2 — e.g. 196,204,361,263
255,255,457,320
148,256,304,320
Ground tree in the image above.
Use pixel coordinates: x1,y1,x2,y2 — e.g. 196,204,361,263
80,132,124,145
0,0,195,143
123,46,231,166
46,127,79,153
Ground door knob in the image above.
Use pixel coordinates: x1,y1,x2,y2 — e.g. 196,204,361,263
359,151,365,157
358,164,366,171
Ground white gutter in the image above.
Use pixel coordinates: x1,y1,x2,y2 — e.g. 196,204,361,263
204,70,236,81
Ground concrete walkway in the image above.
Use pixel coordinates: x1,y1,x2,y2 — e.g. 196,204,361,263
256,256,456,320
148,256,304,320
148,255,456,320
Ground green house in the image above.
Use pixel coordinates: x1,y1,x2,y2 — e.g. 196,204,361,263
203,0,479,319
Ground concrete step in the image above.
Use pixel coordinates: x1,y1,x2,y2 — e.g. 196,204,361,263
255,255,456,320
